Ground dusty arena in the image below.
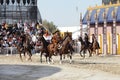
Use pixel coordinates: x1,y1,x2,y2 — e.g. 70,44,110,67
0,53,120,80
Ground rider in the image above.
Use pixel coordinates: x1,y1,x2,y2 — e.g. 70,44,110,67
43,30,52,43
17,31,26,51
51,30,63,53
91,34,95,44
84,33,89,46
52,30,62,44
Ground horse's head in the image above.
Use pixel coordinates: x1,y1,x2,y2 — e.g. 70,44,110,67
65,35,72,43
37,33,44,41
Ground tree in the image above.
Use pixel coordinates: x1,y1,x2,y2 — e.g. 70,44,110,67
42,20,58,33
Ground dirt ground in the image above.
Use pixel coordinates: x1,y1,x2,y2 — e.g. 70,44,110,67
0,53,120,80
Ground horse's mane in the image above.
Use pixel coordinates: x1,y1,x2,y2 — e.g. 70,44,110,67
63,35,68,41
63,35,71,41
60,35,68,44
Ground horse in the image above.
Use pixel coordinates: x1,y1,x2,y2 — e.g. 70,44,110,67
58,35,73,64
47,43,59,63
78,36,92,58
23,33,34,61
16,32,34,61
45,30,63,63
37,33,50,63
91,34,100,55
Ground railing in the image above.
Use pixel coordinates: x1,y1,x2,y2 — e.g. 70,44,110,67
0,47,17,55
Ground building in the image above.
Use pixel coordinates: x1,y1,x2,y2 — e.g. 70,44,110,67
81,1,120,55
0,0,42,24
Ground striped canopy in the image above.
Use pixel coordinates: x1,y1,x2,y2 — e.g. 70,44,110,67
82,6,120,24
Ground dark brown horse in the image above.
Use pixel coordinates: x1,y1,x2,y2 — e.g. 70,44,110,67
58,35,73,64
78,36,92,58
37,34,50,63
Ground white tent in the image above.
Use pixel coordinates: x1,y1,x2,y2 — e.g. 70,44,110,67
57,26,80,39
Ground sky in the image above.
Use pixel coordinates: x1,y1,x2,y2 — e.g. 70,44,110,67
38,0,101,27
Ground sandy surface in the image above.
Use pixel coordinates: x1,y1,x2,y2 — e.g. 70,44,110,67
0,53,120,80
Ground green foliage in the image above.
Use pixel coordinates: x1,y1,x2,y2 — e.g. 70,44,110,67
42,20,59,33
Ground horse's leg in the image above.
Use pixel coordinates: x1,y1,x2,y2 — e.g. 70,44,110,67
25,51,28,61
63,54,65,59
23,50,26,57
46,52,50,64
96,49,99,55
18,47,23,61
59,54,62,64
27,50,32,61
69,51,72,64
47,55,51,64
92,49,96,56
23,50,28,61
51,56,54,64
45,55,48,63
19,51,23,61
88,49,92,57
80,48,84,57
95,49,98,56
40,52,43,63
52,51,56,64
80,47,86,58
82,49,85,58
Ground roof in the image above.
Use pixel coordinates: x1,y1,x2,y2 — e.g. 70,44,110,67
116,6,120,21
82,4,120,24
98,8,105,23
90,9,97,24
82,11,89,24
107,7,114,22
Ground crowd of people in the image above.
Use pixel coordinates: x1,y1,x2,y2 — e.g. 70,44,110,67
0,21,52,54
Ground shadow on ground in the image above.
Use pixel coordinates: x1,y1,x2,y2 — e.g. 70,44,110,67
0,64,61,80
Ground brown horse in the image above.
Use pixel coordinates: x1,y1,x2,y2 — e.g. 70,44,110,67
45,30,63,63
78,36,92,58
91,34,100,55
47,43,59,63
16,32,34,61
58,35,73,64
